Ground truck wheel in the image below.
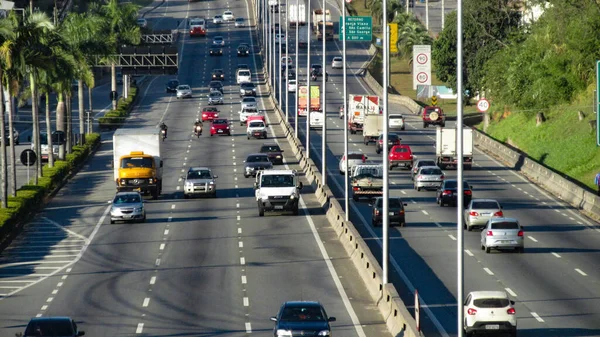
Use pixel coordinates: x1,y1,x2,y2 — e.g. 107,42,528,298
292,206,299,215
258,204,265,217
352,195,359,201
184,194,189,199
364,138,368,145
441,122,446,127
423,123,427,128
247,135,250,140
152,189,159,200
110,220,115,224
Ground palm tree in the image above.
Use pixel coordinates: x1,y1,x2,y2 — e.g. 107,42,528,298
0,17,14,207
397,20,433,65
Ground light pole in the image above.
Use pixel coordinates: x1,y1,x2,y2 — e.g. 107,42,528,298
342,0,349,220
294,0,299,138
442,0,445,29
278,2,282,104
382,0,390,285
321,5,327,185
425,0,429,30
284,0,289,123
456,0,465,336
305,0,311,157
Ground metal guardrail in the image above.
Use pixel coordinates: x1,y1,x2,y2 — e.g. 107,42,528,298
141,34,174,44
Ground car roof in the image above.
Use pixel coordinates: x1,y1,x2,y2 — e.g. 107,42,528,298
248,153,268,157
416,158,436,162
418,165,440,170
283,301,322,307
469,291,509,300
188,167,211,171
115,191,142,196
470,199,499,203
262,170,296,176
262,142,279,147
488,217,518,223
28,317,73,323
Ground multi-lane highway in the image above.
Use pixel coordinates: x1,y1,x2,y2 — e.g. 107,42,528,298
269,1,600,336
0,0,396,336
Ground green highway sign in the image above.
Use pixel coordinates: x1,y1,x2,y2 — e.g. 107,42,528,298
339,16,372,41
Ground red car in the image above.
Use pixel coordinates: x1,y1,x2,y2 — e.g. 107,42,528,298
210,118,231,136
422,106,446,128
389,144,414,170
202,107,219,122
190,26,206,37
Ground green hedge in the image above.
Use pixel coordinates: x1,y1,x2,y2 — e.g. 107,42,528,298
98,86,138,129
0,133,101,231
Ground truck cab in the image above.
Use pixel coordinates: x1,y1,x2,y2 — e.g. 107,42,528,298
247,120,267,139
254,170,303,216
117,151,163,199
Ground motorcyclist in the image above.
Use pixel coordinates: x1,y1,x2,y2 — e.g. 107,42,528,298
194,119,203,134
325,71,329,82
311,69,318,81
160,122,168,138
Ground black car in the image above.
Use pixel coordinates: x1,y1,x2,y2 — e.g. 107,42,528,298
237,44,250,56
271,301,336,337
310,63,322,76
209,80,224,94
211,69,225,81
375,133,402,154
240,82,257,97
286,70,296,80
21,316,85,337
260,142,284,165
436,179,473,207
166,79,179,93
370,197,407,227
243,153,273,178
209,46,223,56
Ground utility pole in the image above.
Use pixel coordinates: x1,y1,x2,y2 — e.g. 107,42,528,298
284,0,289,123
278,2,282,104
294,0,299,139
382,0,389,285
305,0,311,158
342,0,349,220
321,3,327,185
456,1,465,336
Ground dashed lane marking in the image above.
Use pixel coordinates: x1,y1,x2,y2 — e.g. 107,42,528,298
531,312,545,323
483,268,494,276
528,236,538,242
551,252,561,258
575,268,587,276
505,288,517,297
136,323,144,334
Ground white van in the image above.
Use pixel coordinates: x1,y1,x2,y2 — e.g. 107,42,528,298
236,69,252,84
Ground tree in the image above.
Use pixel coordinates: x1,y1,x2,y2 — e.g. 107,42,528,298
397,19,433,64
0,17,13,207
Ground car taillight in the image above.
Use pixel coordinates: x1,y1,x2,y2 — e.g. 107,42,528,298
409,154,413,158
518,230,524,237
362,156,366,163
465,190,472,195
379,140,383,144
507,308,516,315
469,211,479,216
215,114,219,117
467,308,477,315
352,187,359,191
442,190,452,195
211,126,215,129
374,209,380,216
487,230,494,236
493,211,503,216
202,114,207,117
440,175,444,180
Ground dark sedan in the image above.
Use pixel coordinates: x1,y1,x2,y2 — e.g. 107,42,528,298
436,179,473,207
209,80,224,94
243,153,273,178
21,316,85,337
370,197,407,227
260,142,284,165
237,44,250,56
165,79,179,93
375,133,401,154
211,69,225,81
270,301,336,337
209,46,223,56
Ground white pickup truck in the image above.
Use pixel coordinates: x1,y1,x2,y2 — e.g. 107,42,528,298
350,164,384,201
239,107,260,125
254,169,304,216
247,120,267,139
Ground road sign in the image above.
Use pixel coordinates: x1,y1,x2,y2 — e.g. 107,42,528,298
345,0,351,3
339,16,372,41
389,23,398,53
20,149,36,166
431,95,438,106
477,98,490,112
413,45,431,90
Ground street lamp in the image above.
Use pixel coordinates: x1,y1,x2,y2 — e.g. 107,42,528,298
341,0,349,220
382,0,390,285
294,0,299,139
278,2,282,104
456,1,465,336
321,5,327,185
305,0,311,158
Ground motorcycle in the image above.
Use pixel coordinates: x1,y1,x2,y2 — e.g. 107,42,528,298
311,74,317,81
194,125,203,138
161,128,167,141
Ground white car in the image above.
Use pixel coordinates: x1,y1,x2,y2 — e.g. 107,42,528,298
464,291,517,337
287,79,297,92
309,112,323,129
212,36,225,46
247,120,267,139
234,17,245,27
241,97,258,110
213,15,224,24
275,33,286,44
389,114,405,130
331,56,343,69
338,151,367,175
236,69,252,84
176,84,192,99
281,56,293,66
223,10,235,21
239,107,261,125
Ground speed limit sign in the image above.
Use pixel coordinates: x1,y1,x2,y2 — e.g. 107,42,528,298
477,98,490,112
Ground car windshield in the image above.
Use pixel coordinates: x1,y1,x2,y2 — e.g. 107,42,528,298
39,133,65,145
177,85,190,90
247,155,269,163
261,145,280,152
249,122,264,128
210,92,222,97
473,298,509,308
25,320,74,336
242,83,255,88
347,153,363,160
389,115,403,119
114,194,141,204
239,71,250,76
261,174,294,188
443,181,470,189
472,201,500,209
334,57,342,61
243,98,255,103
418,160,436,167
280,306,325,322
210,82,222,87
188,170,212,179
394,147,408,153
121,157,154,168
213,119,227,125
168,80,178,86
376,198,403,208
491,222,519,230
420,168,442,175
236,18,244,21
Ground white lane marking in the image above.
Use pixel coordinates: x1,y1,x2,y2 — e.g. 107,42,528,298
554,209,560,213
575,268,587,276
46,297,53,303
136,323,144,334
41,305,48,310
241,275,247,284
57,282,63,287
168,217,172,222
171,204,176,209
164,229,169,235
551,252,561,258
483,268,494,276
240,257,245,265
569,217,575,220
36,314,42,317
465,250,473,257
531,312,545,322
243,297,249,306
435,222,442,228
401,190,406,194
61,275,67,280
159,243,165,251
528,236,538,242
41,218,89,242
51,289,58,295
238,228,242,234
236,203,240,208
150,276,156,285
245,322,252,333
142,297,150,307
176,186,180,190
448,235,457,241
237,215,241,221
155,258,161,266
421,210,429,216
239,241,244,248
505,288,517,297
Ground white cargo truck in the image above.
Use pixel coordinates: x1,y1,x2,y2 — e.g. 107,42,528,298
298,26,309,47
363,115,384,144
288,0,306,27
347,94,380,134
435,127,473,170
309,111,324,129
113,128,164,199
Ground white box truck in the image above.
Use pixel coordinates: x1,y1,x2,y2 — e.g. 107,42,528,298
298,25,309,47
435,127,473,170
347,94,380,134
363,115,384,145
113,128,164,199
288,0,306,27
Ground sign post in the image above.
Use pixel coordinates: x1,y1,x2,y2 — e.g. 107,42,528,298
339,16,372,41
477,98,490,113
413,45,431,90
20,149,37,184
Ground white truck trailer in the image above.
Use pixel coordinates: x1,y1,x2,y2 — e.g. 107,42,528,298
288,0,306,27
435,127,473,170
363,115,384,145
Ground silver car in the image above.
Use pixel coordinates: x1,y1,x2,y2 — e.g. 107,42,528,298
414,166,444,191
410,158,437,180
213,15,224,24
183,167,218,198
235,17,245,27
241,97,258,110
176,84,192,99
480,217,524,253
212,36,225,46
331,56,343,69
208,91,224,105
110,192,146,224
464,199,503,231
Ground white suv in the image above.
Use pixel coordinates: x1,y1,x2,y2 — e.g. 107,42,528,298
236,69,252,84
464,291,517,337
254,170,303,216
